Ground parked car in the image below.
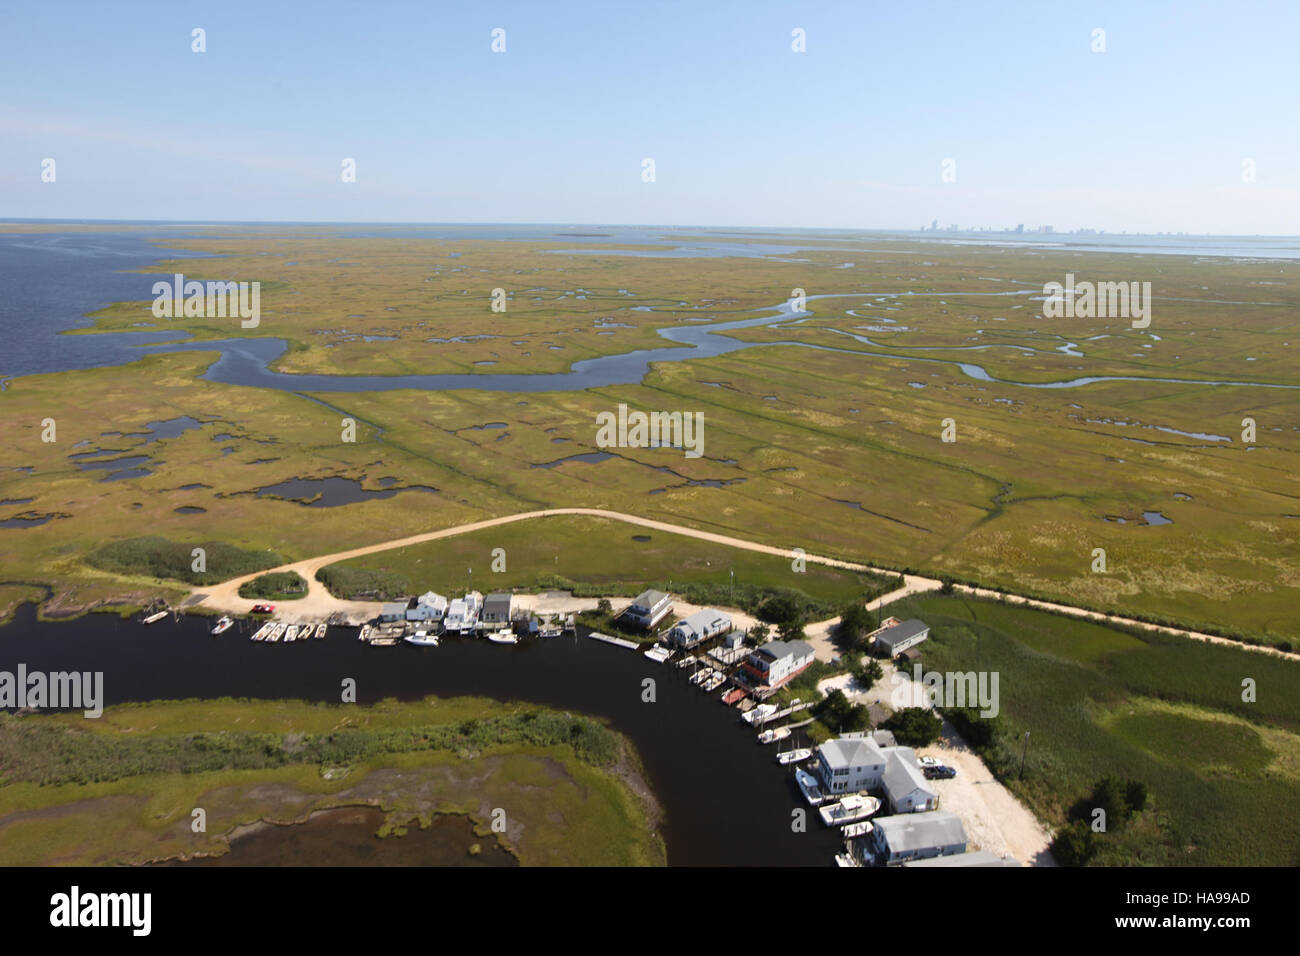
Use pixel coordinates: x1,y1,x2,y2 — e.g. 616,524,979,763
250,603,275,614
923,765,957,779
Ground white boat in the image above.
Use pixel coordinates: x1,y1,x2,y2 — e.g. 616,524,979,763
688,667,713,686
313,622,327,639
563,613,576,634
358,624,371,642
834,852,862,868
758,725,791,745
405,630,441,647
538,615,562,638
702,673,726,692
210,615,234,635
842,821,874,839
676,656,699,670
819,794,881,827
284,625,298,643
251,622,272,641
776,747,813,765
742,703,777,726
644,644,671,663
268,623,285,643
487,630,519,644
142,610,168,625
796,769,826,806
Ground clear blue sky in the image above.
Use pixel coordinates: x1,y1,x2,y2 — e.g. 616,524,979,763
2,0,1296,233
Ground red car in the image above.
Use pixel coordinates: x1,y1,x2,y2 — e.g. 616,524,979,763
250,603,275,614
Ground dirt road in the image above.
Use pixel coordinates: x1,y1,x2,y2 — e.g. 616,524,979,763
192,507,1297,661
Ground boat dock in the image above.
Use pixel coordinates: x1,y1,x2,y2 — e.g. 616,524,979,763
587,631,640,651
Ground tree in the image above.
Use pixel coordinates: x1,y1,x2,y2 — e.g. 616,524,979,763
747,622,770,644
881,707,943,748
852,659,884,692
757,593,802,625
1124,779,1148,815
596,598,612,615
777,619,806,643
1050,820,1098,867
837,603,874,649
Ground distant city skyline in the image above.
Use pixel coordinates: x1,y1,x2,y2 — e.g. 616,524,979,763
2,1,1297,234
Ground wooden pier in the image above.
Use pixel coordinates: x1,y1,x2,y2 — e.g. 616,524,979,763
587,631,640,651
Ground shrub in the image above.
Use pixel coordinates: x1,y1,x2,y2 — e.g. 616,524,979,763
881,707,943,748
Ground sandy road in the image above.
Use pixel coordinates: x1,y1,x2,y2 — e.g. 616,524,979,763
192,507,1297,661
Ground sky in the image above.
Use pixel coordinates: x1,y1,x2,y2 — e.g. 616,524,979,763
1,0,1297,234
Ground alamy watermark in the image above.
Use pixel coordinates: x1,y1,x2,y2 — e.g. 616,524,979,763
0,664,103,717
595,402,704,458
151,273,260,328
1042,273,1150,328
892,664,1000,718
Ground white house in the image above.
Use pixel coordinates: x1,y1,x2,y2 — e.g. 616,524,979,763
666,608,731,648
882,748,938,813
873,618,930,657
815,736,887,795
815,738,938,810
407,590,447,622
869,811,967,864
739,639,815,693
624,589,672,629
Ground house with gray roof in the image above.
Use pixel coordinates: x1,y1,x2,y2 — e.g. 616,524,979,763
816,736,887,796
624,589,672,629
667,608,731,648
882,747,938,813
870,810,968,864
480,592,514,632
873,618,930,657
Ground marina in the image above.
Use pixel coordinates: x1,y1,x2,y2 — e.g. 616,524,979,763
0,602,845,867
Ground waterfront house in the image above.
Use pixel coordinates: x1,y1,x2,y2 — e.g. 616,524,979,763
816,736,887,795
666,608,732,648
379,601,409,623
738,639,815,695
624,589,673,629
480,592,514,632
407,591,447,622
869,811,967,864
873,618,930,657
882,747,939,813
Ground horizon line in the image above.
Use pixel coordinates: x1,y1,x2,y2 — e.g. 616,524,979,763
1,217,1297,241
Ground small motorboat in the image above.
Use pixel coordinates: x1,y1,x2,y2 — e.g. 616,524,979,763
487,630,519,644
796,769,826,806
210,615,234,636
314,622,327,639
776,747,813,765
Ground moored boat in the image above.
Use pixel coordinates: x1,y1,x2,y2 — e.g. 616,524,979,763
742,703,777,725
210,615,234,635
644,644,671,663
284,625,298,642
314,622,327,639
142,610,168,625
758,725,791,745
796,769,826,806
487,630,519,644
819,794,882,827
358,624,371,642
842,820,874,839
405,629,441,646
776,747,813,765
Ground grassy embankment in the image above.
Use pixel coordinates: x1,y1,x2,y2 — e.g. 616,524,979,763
886,592,1300,866
0,696,664,867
